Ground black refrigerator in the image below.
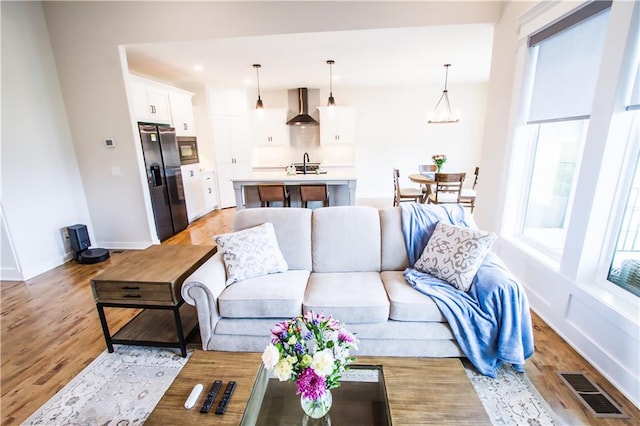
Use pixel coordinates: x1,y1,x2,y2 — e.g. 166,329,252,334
139,124,188,241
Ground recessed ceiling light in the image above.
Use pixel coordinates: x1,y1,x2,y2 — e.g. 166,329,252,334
193,64,204,72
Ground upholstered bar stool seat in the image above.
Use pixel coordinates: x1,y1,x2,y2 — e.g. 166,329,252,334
258,184,290,207
299,184,330,208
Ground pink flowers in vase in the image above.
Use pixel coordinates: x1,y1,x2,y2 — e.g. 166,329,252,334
261,311,357,400
432,154,447,172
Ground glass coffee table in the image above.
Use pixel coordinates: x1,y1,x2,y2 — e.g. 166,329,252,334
241,364,392,425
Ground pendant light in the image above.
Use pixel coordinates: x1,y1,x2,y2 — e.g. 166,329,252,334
428,64,460,124
253,64,264,109
326,60,336,107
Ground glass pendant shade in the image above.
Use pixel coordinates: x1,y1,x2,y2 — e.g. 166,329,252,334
253,64,264,109
326,60,336,107
428,64,460,124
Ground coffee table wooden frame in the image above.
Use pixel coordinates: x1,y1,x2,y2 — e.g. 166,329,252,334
146,351,491,425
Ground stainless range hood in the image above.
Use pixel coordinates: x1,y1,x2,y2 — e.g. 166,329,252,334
286,88,318,126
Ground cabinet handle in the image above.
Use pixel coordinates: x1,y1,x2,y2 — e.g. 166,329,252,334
208,188,212,194
123,294,142,298
190,170,194,177
121,286,140,290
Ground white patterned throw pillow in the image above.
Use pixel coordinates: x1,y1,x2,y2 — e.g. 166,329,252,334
414,221,497,291
214,222,288,285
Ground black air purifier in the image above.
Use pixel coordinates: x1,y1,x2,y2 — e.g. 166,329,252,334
67,224,110,264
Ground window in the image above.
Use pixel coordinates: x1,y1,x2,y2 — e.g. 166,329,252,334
607,70,640,296
518,2,611,258
522,120,588,255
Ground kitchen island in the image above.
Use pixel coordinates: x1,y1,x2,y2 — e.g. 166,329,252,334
231,171,357,209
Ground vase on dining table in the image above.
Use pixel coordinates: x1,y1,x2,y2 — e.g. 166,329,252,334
436,164,442,173
301,389,332,419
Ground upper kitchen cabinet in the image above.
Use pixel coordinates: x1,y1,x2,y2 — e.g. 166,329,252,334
212,116,253,208
130,76,172,124
252,108,290,146
318,106,356,145
208,88,248,116
169,90,196,136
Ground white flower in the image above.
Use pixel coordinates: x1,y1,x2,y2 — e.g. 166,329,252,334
274,359,293,381
311,348,335,377
261,343,280,369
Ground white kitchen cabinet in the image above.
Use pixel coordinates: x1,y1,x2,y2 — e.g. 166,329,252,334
212,116,253,208
169,90,196,136
181,164,205,222
253,108,290,146
201,171,218,213
130,77,172,124
318,106,356,145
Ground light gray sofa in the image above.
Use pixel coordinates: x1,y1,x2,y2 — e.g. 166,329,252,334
181,205,465,357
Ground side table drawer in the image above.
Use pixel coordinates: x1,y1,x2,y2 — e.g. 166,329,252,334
92,281,177,304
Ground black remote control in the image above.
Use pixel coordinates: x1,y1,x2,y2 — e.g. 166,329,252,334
199,380,222,413
214,381,236,414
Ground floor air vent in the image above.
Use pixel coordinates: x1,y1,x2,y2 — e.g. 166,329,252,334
557,372,628,418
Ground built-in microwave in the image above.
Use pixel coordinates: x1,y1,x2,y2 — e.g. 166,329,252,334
177,136,199,165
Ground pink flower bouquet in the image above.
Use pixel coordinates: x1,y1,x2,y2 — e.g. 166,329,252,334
261,311,357,400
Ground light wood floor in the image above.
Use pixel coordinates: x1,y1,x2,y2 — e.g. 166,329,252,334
1,207,638,425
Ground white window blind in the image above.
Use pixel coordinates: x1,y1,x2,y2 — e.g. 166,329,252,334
528,8,611,124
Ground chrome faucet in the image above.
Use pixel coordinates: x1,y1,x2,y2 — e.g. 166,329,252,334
302,152,310,174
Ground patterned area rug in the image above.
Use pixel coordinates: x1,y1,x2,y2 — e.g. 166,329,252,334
23,346,558,425
22,346,191,425
464,359,559,425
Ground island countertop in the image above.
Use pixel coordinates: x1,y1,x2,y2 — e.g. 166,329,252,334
230,172,357,209
231,171,357,183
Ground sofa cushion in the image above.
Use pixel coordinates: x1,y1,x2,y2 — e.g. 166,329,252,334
312,206,381,273
215,222,288,285
380,207,410,271
380,271,445,322
303,272,389,323
218,270,309,318
232,207,312,271
414,221,496,291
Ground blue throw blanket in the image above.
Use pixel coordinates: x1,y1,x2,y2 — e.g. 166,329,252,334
400,203,534,377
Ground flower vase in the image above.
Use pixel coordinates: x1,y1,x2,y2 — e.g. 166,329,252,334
436,165,442,173
301,389,332,419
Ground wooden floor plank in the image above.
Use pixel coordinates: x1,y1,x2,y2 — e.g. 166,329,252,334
1,207,638,425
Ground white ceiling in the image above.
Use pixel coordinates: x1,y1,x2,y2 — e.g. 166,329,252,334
125,23,494,90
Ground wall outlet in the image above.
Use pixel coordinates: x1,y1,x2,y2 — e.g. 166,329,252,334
60,227,71,254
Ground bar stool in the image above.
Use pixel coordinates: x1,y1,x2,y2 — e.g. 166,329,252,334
299,184,330,208
257,184,290,207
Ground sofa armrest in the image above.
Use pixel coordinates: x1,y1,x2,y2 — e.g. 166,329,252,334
181,252,227,350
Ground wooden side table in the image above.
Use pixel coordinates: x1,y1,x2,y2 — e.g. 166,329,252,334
91,244,216,357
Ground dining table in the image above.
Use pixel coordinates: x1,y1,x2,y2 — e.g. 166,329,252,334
408,173,436,201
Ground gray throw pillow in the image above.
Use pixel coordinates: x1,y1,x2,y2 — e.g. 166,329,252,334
414,221,496,291
214,222,288,285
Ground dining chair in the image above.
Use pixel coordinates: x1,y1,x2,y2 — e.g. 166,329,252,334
426,172,466,205
299,184,330,208
417,164,437,197
258,184,290,207
459,167,479,212
393,168,423,206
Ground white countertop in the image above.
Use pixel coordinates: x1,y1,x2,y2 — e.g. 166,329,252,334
232,171,357,183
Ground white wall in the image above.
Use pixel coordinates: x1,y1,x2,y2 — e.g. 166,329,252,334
349,84,487,199
480,1,640,408
1,2,92,280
